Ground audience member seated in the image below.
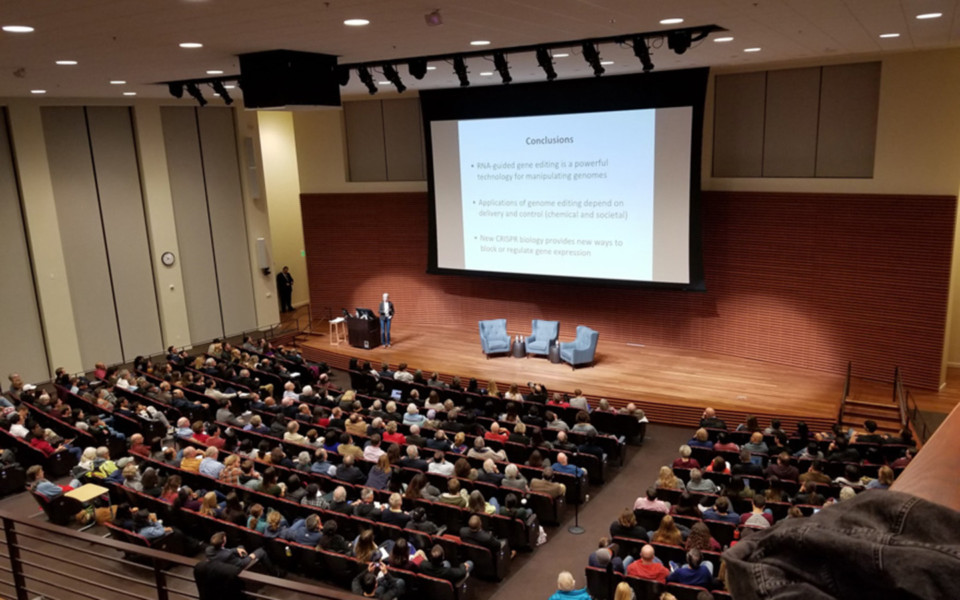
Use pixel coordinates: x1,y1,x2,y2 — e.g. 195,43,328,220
765,452,799,482
427,451,454,476
672,492,703,519
460,514,512,557
666,548,714,588
610,508,648,540
549,571,591,600
650,515,684,546
731,450,764,478
352,562,405,600
762,419,785,438
686,469,719,494
685,521,721,553
701,496,740,525
419,544,472,583
713,432,739,453
634,487,670,513
673,445,700,470
553,452,586,478
625,544,669,584
792,481,825,506
741,432,769,455
866,466,895,490
656,465,684,490
688,428,713,450
531,467,566,499
704,456,731,476
798,460,831,485
739,496,773,528
439,478,468,508
699,408,726,430
588,538,626,573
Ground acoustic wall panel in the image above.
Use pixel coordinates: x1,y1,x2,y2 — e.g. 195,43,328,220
383,98,426,181
343,101,387,181
712,72,766,177
160,107,224,344
816,62,880,178
41,107,124,367
762,68,821,177
196,108,257,337
0,111,49,381
303,192,953,390
85,107,163,359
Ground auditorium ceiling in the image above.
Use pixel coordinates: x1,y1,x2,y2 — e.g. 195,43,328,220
0,0,957,99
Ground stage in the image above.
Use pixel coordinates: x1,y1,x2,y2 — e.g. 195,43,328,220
297,322,848,432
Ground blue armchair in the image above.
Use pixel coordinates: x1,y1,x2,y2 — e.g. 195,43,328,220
479,319,511,357
525,319,559,357
559,325,599,369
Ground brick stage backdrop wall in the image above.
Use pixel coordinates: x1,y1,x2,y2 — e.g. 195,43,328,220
301,191,955,389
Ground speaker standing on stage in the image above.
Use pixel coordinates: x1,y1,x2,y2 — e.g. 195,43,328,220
379,293,395,347
276,267,294,313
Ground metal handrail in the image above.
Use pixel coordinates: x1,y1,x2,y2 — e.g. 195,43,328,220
0,509,354,600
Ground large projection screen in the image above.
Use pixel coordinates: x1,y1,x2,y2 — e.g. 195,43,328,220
422,68,708,290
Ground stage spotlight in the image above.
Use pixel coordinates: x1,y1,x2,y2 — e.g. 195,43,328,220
168,82,184,99
493,51,512,84
382,63,406,93
211,80,233,105
632,36,654,72
357,66,378,94
582,42,604,76
336,66,351,86
408,58,428,80
535,47,557,81
185,82,207,106
667,30,692,54
453,55,469,87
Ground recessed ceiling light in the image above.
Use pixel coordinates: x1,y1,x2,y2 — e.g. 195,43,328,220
206,69,224,75
916,12,942,19
123,92,137,96
714,37,734,43
660,18,684,25
224,84,236,89
426,66,437,71
2,25,34,33
344,18,370,26
110,80,126,85
600,60,615,65
378,80,391,85
744,47,762,53
479,71,493,76
879,32,900,38
179,42,203,49
55,60,78,66
553,53,570,58
30,89,46,94
470,40,491,46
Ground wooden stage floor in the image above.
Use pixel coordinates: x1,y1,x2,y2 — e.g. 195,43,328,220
298,323,850,431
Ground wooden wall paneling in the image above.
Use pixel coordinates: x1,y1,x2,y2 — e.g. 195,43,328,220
0,110,49,381
85,107,164,361
41,107,124,368
196,108,258,338
160,107,224,344
301,192,955,390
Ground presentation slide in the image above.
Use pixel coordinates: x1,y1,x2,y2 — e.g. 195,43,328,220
454,110,655,280
422,69,707,289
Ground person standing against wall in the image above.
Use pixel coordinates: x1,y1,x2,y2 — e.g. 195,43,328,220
276,266,294,313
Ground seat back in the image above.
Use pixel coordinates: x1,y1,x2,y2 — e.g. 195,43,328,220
585,565,614,600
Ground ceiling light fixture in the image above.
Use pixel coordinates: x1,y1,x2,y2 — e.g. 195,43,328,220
582,42,605,76
179,42,203,49
660,18,684,25
336,66,351,86
744,47,762,52
30,89,45,94
479,72,493,77
470,40,491,46
916,12,942,19
344,18,370,26
453,56,470,86
879,33,900,38
55,60,78,66
185,82,207,106
211,80,233,105
714,36,734,43
382,63,406,93
110,80,126,85
357,66,378,94
168,83,184,98
536,47,557,81
426,66,437,71
206,69,224,75
2,25,34,33
123,92,137,96
424,9,442,26
493,51,512,84
553,53,570,58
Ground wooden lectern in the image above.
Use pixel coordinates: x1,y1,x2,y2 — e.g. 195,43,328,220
347,316,381,349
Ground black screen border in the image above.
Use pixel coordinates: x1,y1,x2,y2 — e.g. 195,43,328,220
421,67,708,291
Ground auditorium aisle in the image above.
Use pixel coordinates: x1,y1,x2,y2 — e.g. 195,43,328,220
476,423,690,600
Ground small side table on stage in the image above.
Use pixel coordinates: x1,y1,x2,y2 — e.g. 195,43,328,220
548,343,561,364
512,339,526,358
329,317,347,345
